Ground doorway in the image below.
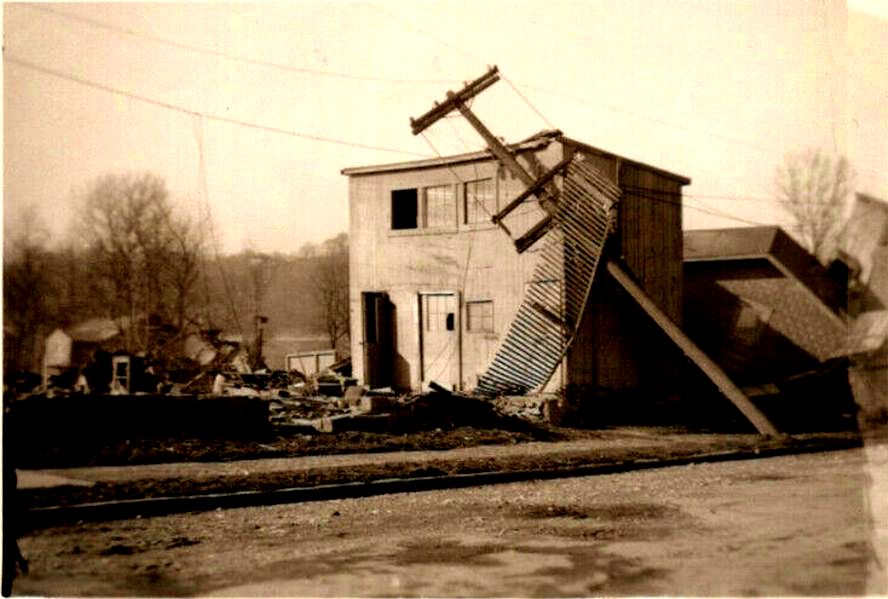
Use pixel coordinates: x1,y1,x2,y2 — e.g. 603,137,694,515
362,292,393,389
419,291,460,390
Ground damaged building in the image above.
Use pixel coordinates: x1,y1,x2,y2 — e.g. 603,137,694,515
344,107,774,433
343,67,842,435
683,226,850,384
343,130,689,397
842,193,888,425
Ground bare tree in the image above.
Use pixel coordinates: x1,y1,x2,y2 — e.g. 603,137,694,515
776,149,852,263
3,205,50,372
79,173,203,356
313,233,350,358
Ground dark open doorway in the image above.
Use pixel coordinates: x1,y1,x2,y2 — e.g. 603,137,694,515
362,291,394,389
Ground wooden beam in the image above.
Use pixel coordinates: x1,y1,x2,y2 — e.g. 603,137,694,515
515,215,556,254
454,101,536,187
410,66,501,135
493,155,573,224
605,260,779,436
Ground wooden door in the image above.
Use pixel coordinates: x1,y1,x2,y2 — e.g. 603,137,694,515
419,292,459,390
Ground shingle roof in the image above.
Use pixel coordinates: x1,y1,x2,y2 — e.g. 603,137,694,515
684,226,845,315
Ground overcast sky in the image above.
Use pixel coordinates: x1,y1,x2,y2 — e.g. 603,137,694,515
4,1,887,255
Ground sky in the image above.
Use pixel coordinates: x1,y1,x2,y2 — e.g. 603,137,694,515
3,0,887,255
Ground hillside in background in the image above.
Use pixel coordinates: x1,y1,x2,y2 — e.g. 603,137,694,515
4,234,349,374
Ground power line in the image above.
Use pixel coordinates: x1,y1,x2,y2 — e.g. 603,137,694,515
621,184,784,205
359,4,779,157
4,55,431,158
514,82,775,155
52,0,871,173
21,3,459,86
632,189,772,226
365,3,486,68
351,4,773,156
501,72,557,131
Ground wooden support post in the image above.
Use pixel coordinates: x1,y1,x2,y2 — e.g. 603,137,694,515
605,261,779,436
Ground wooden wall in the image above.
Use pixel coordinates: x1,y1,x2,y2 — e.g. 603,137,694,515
563,141,686,391
346,143,563,391
619,164,684,324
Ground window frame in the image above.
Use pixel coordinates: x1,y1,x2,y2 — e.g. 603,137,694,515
390,188,419,231
423,184,457,230
463,177,498,227
466,299,495,334
389,184,457,234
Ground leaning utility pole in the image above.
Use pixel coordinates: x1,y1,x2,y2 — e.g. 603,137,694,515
410,66,562,252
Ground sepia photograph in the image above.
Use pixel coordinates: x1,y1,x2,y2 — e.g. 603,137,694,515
3,0,887,596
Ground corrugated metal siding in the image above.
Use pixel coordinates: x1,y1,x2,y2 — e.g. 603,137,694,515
475,153,619,395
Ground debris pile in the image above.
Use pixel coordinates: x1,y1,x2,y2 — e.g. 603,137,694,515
492,395,547,421
267,381,504,434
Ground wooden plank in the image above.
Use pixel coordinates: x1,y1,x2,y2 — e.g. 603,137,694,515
605,260,779,436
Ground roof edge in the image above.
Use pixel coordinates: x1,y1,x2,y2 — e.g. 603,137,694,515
560,136,691,185
342,131,691,184
341,131,561,176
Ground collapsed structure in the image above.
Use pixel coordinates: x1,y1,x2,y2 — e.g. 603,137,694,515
683,226,850,384
344,67,776,434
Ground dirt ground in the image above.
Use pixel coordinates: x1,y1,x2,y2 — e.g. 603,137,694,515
13,446,887,597
19,430,858,509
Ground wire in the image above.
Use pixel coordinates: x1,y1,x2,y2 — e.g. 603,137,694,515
4,55,432,158
354,0,779,157
365,3,486,68
501,73,557,131
513,82,775,155
192,114,245,340
21,3,459,86
622,184,780,204
627,188,772,226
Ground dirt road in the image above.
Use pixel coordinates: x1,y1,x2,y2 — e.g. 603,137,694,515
14,446,887,596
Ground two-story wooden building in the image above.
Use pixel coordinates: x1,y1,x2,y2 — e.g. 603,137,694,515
343,130,695,397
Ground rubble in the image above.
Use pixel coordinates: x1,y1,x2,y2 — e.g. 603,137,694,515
492,395,546,421
20,339,548,438
266,380,513,435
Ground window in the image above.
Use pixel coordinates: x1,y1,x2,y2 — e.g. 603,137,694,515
464,178,496,225
391,185,456,231
424,294,453,332
424,185,455,228
466,300,494,333
391,188,418,230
